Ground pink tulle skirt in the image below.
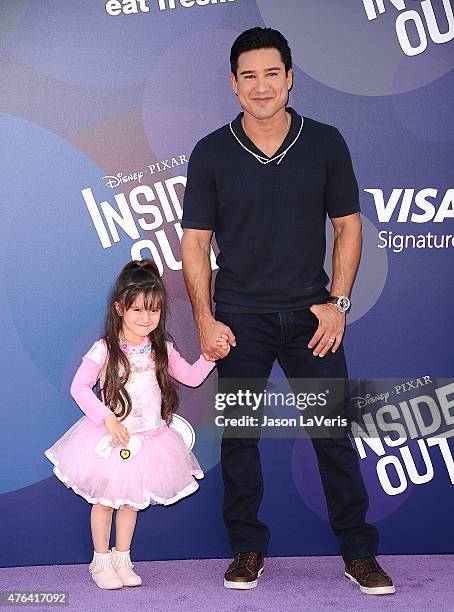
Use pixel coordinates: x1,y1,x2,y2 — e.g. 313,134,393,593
45,416,203,510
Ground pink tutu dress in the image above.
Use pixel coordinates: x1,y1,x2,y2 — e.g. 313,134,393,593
45,338,214,510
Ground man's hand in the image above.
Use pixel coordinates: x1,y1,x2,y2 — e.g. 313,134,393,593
199,315,236,361
308,303,345,357
216,333,230,352
104,413,130,447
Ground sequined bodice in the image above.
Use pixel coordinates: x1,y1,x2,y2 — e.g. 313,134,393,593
120,342,163,433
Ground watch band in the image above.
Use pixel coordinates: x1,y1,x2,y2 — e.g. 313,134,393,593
327,295,351,312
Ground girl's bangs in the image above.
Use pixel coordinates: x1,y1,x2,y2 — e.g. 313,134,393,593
123,285,164,311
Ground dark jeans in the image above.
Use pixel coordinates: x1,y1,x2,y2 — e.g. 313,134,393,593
216,308,378,561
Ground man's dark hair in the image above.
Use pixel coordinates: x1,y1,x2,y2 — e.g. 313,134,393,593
230,27,292,78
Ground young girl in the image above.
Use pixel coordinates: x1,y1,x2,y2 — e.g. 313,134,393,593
45,259,227,589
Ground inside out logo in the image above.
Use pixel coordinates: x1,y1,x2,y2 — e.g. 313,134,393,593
352,381,454,496
362,0,454,56
81,180,218,275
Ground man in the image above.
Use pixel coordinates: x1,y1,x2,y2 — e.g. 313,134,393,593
181,27,395,595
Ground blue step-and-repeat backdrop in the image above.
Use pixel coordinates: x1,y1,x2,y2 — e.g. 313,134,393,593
1,0,454,567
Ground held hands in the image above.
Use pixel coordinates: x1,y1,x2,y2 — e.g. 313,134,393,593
308,303,345,358
104,413,130,447
216,333,231,355
199,315,236,361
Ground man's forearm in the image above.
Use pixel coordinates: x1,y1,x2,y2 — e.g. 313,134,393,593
330,217,362,297
181,232,214,328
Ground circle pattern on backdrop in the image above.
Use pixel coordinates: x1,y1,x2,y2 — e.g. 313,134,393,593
256,0,454,96
6,1,232,87
0,0,29,48
0,112,133,492
392,69,454,143
325,214,388,325
292,436,419,523
170,415,195,450
142,29,240,159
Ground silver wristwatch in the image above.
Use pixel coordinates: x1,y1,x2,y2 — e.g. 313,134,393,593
326,295,351,312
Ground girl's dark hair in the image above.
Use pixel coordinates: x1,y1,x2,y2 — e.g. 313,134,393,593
230,27,292,78
101,259,178,424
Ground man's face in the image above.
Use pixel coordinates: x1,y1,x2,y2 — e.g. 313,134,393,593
230,47,293,121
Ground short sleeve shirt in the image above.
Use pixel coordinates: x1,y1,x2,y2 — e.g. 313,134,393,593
182,107,360,313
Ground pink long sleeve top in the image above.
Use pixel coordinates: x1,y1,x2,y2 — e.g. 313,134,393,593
70,337,215,431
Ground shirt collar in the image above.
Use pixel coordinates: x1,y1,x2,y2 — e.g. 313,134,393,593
230,107,302,161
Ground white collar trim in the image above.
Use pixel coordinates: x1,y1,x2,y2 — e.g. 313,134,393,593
229,116,304,166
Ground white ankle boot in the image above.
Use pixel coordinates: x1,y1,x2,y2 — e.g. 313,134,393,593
89,551,123,590
111,548,142,586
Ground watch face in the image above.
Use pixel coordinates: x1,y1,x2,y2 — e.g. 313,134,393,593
338,296,350,311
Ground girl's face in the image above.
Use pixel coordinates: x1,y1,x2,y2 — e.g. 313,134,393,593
115,293,161,345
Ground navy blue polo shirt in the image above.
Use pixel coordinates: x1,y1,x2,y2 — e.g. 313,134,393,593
182,107,359,313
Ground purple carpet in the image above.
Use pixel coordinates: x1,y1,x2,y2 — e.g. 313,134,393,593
0,555,452,611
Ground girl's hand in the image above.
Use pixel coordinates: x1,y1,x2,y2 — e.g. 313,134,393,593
199,316,235,360
216,333,230,354
104,414,130,447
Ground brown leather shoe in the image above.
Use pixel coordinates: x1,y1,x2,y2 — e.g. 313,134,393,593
224,552,264,590
345,557,395,595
